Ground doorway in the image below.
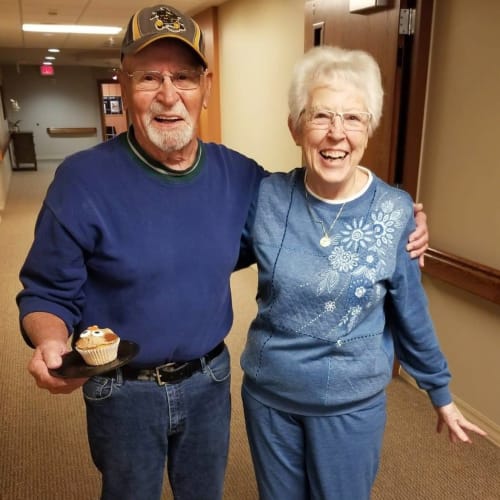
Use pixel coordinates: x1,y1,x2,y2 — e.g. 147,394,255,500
98,79,128,141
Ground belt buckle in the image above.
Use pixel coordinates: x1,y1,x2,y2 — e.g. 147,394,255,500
154,362,188,386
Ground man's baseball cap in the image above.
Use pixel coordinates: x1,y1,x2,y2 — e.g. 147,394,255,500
121,4,207,67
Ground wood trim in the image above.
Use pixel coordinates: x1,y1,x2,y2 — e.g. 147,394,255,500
46,127,97,136
397,0,434,199
194,7,221,144
0,133,11,161
423,248,500,305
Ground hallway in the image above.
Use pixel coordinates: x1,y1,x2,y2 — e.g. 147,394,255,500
1,162,498,499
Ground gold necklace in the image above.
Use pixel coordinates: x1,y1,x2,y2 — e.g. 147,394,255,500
304,189,346,248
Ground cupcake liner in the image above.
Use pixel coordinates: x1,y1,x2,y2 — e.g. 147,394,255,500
75,339,120,366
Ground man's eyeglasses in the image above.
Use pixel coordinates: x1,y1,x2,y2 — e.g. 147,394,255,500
126,69,205,91
304,108,371,132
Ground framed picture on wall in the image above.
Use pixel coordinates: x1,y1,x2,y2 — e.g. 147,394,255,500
109,98,122,114
103,96,122,115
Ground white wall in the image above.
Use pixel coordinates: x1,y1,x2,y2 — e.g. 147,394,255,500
418,1,500,270
1,65,104,161
218,0,303,172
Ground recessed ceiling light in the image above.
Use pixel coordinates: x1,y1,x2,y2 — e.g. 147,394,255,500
45,56,56,60
23,24,122,35
48,48,60,53
42,61,53,66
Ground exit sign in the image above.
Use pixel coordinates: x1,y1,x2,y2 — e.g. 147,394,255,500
40,65,55,76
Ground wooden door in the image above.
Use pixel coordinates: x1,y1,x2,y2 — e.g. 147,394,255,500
304,0,433,199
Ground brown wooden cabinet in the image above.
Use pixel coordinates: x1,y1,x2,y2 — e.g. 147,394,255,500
11,132,37,170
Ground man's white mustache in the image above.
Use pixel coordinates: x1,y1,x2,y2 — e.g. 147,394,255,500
149,103,189,122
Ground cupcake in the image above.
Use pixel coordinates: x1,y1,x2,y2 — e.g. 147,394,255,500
75,325,120,366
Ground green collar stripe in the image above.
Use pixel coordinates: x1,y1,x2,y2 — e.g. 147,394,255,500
125,127,203,178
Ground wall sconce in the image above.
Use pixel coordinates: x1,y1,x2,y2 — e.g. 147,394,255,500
349,0,388,12
9,98,21,112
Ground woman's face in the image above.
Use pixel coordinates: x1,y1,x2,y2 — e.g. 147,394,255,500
292,82,370,199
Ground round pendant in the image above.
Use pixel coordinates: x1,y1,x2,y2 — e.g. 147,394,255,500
320,236,331,247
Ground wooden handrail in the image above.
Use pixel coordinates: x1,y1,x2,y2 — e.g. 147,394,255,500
47,127,97,136
423,248,500,305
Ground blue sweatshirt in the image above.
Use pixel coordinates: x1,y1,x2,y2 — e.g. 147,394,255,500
241,168,452,416
17,130,265,366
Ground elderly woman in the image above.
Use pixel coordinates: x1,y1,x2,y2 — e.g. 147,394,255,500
240,46,485,500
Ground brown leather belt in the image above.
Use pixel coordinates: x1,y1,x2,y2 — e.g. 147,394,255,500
117,342,225,385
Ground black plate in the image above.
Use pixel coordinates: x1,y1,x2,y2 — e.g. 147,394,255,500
49,340,140,379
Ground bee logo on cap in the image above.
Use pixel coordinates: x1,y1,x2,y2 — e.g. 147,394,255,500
150,6,186,33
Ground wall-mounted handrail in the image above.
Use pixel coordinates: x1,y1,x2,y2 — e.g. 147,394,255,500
423,248,500,306
46,127,97,136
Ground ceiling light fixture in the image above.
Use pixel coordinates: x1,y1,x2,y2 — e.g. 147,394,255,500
48,48,60,53
23,24,122,35
45,56,56,60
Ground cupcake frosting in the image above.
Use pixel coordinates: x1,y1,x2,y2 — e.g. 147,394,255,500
76,325,119,350
75,325,120,366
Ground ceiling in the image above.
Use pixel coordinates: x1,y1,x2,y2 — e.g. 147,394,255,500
0,0,227,69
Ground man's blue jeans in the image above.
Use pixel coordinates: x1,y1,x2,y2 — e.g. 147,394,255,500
83,345,231,500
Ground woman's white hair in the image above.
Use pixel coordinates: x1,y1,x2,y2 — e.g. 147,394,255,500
288,46,384,136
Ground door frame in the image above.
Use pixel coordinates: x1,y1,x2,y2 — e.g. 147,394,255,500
392,0,434,199
97,78,129,142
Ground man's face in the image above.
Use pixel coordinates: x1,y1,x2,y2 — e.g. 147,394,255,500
120,39,211,162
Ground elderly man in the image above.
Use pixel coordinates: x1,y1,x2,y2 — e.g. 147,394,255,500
17,4,428,500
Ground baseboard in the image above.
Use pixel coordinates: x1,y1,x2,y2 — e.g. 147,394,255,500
399,370,499,447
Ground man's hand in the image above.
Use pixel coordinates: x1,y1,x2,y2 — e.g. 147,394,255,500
407,203,429,267
23,312,88,394
28,340,88,394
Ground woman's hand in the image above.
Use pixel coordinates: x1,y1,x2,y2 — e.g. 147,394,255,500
435,402,487,443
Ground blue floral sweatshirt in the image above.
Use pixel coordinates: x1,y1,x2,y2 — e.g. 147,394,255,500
241,168,452,416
